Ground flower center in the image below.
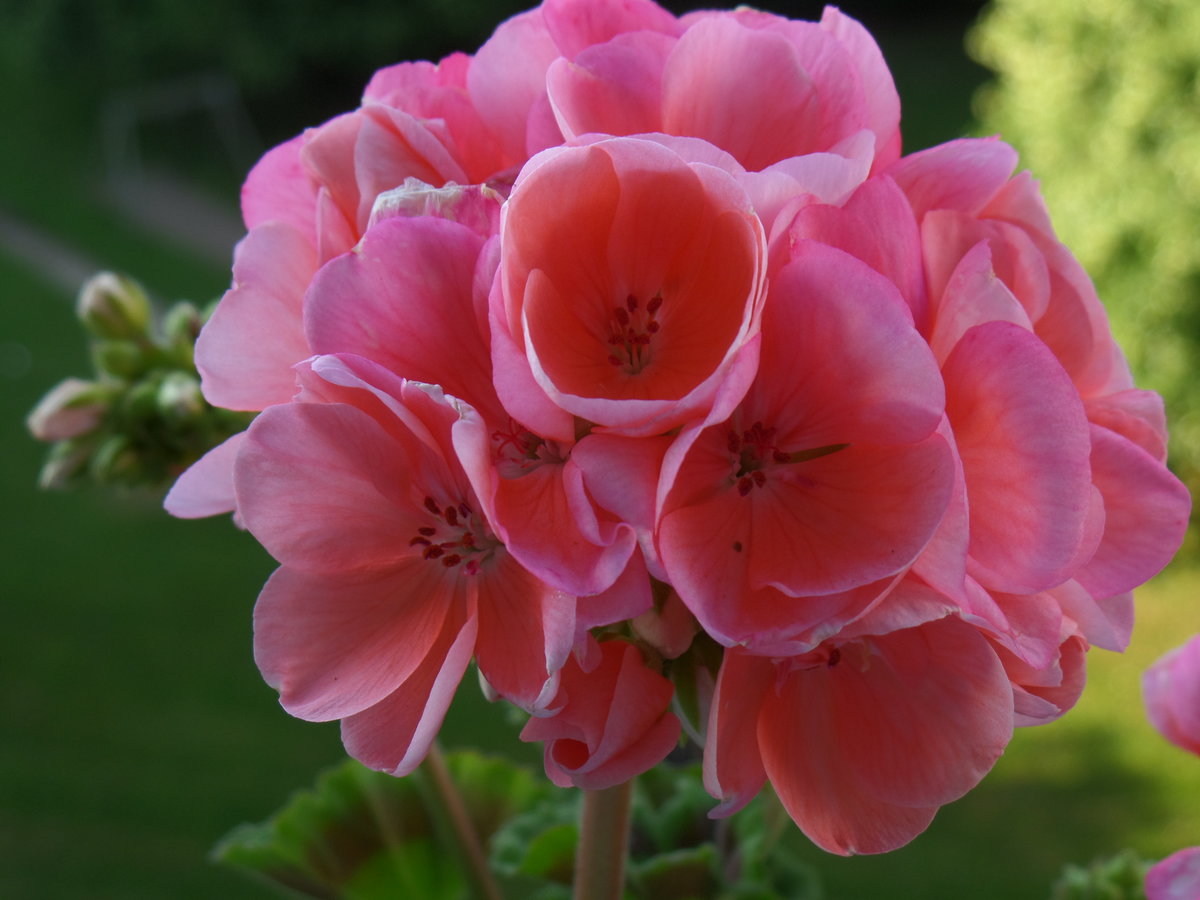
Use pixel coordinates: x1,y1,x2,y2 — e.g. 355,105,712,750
409,495,497,575
491,419,566,479
727,420,849,496
606,292,663,374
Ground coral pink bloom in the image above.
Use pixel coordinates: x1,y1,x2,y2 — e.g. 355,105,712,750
941,321,1095,594
467,0,681,164
1147,847,1200,900
1144,634,1200,757
175,38,548,518
657,240,952,652
494,136,767,439
521,638,680,790
238,353,575,775
704,614,1013,855
898,141,1191,599
299,212,643,604
547,5,899,174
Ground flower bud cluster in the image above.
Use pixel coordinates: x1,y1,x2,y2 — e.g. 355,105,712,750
165,0,1190,856
29,272,250,489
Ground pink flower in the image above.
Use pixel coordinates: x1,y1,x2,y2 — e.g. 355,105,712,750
657,239,952,652
547,5,899,174
1146,847,1200,900
493,135,767,439
1144,634,1200,757
521,638,680,790
703,612,1014,855
238,353,575,774
299,211,646,607
892,138,1190,646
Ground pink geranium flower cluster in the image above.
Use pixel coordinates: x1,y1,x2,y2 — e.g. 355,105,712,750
166,0,1191,855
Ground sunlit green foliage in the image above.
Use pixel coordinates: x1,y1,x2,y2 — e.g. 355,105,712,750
970,0,1200,497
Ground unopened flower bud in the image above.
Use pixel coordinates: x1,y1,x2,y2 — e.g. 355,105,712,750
26,378,110,441
92,339,147,380
89,435,140,484
38,437,98,489
123,378,163,423
77,272,151,340
156,371,205,421
163,302,204,366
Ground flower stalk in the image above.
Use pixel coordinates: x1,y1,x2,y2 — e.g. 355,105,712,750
574,780,635,900
423,743,505,900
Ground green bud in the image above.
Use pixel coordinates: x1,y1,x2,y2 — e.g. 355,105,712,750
38,436,99,489
123,378,163,423
76,272,151,340
163,302,204,367
156,371,205,422
92,339,147,380
89,434,140,484
26,377,111,441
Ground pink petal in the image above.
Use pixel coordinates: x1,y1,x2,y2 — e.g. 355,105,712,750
1084,389,1167,462
486,458,637,597
299,113,364,243
759,618,1013,854
909,419,970,601
241,134,317,239
819,7,901,170
922,210,1051,323
1144,635,1200,756
541,0,679,57
304,215,499,416
752,240,943,447
786,175,927,329
468,9,562,165
253,562,462,721
1146,847,1200,900
890,137,1018,219
1001,632,1087,726
341,607,479,777
353,104,469,224
195,222,316,410
748,437,954,597
235,400,422,574
475,552,575,712
1032,241,1127,396
546,32,672,140
978,169,1056,240
1053,580,1133,652
522,639,680,790
943,322,1093,594
1074,425,1191,598
662,16,822,172
164,432,246,519
928,240,1032,364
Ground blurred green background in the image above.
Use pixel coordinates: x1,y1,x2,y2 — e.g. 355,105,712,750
2,1,1196,897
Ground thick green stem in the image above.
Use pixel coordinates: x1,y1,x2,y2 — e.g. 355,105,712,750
574,780,635,900
423,743,505,900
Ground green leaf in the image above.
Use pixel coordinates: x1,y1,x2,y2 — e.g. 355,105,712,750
214,751,552,900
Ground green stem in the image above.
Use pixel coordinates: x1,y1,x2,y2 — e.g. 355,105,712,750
574,780,635,900
423,743,505,900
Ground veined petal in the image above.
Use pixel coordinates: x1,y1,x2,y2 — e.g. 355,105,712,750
943,321,1093,594
341,606,478,777
253,562,461,721
759,618,1013,854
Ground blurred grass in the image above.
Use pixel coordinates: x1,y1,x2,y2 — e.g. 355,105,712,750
2,3,1196,899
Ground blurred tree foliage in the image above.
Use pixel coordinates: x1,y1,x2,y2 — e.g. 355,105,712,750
971,0,1200,499
0,0,528,142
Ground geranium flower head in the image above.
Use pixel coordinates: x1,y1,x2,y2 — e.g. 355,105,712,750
493,135,767,438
